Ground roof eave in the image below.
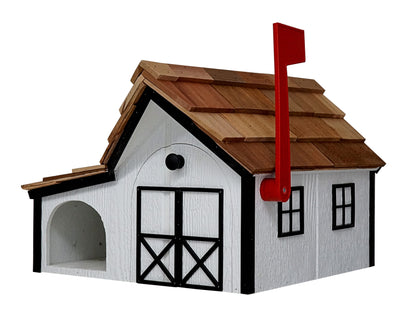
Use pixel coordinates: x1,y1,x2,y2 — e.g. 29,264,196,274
27,171,116,199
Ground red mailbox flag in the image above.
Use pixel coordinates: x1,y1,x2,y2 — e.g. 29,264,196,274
260,23,305,202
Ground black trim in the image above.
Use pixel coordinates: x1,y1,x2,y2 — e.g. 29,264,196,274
138,186,223,193
369,171,376,267
33,198,42,273
175,189,183,285
277,186,304,237
240,175,255,294
137,186,223,291
28,171,116,199
332,183,355,230
136,184,142,282
106,89,153,171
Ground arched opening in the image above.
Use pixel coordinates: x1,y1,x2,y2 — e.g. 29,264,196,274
48,201,106,271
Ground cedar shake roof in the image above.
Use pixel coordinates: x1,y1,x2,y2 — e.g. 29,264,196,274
22,61,385,191
22,165,108,191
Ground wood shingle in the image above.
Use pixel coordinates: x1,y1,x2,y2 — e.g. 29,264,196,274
21,61,385,190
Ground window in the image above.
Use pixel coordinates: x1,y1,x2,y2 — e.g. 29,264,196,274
332,183,355,230
278,186,304,237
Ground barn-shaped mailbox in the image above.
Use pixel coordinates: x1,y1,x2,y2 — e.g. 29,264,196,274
22,25,385,294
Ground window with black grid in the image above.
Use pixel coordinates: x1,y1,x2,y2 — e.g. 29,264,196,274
278,186,304,237
332,183,355,230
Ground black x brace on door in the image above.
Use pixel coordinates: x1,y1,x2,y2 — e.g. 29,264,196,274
136,186,223,291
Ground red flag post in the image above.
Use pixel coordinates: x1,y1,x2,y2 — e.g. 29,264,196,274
260,23,305,202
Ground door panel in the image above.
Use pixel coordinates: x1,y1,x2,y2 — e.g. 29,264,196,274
140,237,175,283
181,239,220,288
140,190,175,235
137,187,223,291
182,191,220,238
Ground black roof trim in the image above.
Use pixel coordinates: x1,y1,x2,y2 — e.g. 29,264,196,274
28,171,116,199
106,88,153,171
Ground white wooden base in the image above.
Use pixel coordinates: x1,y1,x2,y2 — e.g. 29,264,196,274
49,258,106,271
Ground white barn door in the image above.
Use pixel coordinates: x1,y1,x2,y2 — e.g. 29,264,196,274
137,186,223,291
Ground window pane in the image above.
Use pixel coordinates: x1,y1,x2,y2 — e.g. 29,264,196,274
344,186,352,205
141,190,175,235
281,200,290,212
336,208,343,227
282,213,291,233
344,206,353,225
182,191,219,238
335,187,343,206
278,187,304,237
292,211,301,232
292,190,301,210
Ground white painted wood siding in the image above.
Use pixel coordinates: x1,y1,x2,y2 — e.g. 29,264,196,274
317,170,370,278
255,173,318,291
254,169,371,292
41,100,242,293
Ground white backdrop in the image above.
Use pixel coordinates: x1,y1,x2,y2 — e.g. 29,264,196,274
1,0,398,309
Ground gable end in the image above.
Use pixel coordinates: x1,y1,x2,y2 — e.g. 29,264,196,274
145,89,252,178
106,86,252,178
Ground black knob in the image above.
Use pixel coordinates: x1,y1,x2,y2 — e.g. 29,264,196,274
165,154,185,170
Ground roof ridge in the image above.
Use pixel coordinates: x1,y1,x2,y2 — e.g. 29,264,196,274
134,60,325,93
